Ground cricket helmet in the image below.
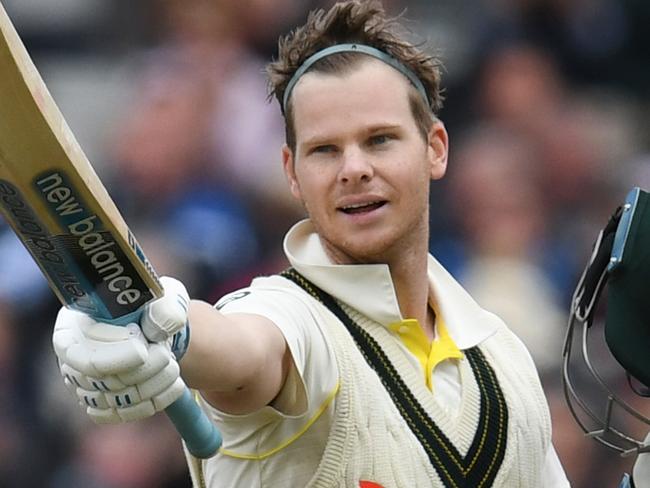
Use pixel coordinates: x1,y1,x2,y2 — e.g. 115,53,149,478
563,187,650,457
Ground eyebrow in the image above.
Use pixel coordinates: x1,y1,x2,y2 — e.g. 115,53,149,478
366,124,402,133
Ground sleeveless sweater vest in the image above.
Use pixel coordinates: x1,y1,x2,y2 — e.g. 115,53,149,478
185,274,552,487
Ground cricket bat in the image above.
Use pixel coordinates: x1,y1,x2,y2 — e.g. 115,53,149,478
0,2,221,458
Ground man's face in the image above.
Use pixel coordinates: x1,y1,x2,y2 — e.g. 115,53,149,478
283,58,448,264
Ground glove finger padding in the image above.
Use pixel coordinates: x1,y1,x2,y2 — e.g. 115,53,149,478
54,308,148,377
85,375,127,392
60,363,94,391
82,361,184,424
88,402,156,424
152,377,185,411
75,388,111,409
52,307,96,359
88,375,185,423
52,306,184,425
140,276,190,343
118,343,170,385
138,358,180,400
89,325,148,376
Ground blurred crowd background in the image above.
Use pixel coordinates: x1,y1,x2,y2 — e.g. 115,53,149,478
0,0,648,486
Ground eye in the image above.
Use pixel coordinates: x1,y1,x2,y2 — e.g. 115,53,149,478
368,134,392,146
311,144,337,154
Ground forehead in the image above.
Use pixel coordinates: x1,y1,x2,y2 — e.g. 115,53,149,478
290,58,416,142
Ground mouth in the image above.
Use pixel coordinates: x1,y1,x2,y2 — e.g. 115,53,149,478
338,200,387,215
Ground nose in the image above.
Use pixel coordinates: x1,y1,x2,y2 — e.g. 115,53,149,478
338,146,374,184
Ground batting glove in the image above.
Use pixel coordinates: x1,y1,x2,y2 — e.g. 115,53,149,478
633,433,650,488
140,276,190,345
51,277,191,424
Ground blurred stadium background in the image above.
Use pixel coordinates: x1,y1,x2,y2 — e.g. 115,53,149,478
0,0,648,486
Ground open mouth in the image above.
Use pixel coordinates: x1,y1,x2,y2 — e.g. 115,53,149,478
339,201,387,214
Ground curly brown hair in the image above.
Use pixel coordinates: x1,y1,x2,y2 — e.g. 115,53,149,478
266,0,444,151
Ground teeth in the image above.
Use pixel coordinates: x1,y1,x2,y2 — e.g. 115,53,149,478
342,201,381,210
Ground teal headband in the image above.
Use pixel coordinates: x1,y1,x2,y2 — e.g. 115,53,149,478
281,43,431,114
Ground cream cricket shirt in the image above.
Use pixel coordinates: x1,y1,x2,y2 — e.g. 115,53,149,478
197,220,569,487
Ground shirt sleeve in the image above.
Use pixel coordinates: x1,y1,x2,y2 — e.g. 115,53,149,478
215,281,338,417
541,445,571,487
198,280,339,471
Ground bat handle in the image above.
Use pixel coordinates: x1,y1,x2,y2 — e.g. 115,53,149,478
165,387,222,458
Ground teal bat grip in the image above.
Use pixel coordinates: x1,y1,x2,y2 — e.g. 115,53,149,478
166,388,222,458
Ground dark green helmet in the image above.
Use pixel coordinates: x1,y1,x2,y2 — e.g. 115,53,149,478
563,187,650,457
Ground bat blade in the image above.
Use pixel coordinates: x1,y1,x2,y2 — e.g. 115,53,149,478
0,3,160,324
0,2,221,458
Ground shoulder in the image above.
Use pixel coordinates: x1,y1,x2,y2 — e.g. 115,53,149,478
215,275,315,319
214,274,336,376
480,310,540,375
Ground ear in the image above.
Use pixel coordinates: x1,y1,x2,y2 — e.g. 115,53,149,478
426,120,449,181
282,144,302,201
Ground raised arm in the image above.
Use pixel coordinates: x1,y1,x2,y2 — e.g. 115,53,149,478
180,300,293,414
52,277,293,430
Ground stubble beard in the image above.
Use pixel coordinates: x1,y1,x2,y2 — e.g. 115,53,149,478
313,203,430,266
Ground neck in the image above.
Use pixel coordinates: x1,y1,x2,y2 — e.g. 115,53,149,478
388,242,434,338
375,216,433,337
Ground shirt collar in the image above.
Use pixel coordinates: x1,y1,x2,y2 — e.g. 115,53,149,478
283,220,498,349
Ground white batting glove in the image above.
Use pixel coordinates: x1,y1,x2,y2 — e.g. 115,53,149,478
633,432,650,488
140,276,190,343
51,276,191,424
52,308,184,423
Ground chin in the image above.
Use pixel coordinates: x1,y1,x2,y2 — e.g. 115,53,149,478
315,217,408,263
338,235,396,264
